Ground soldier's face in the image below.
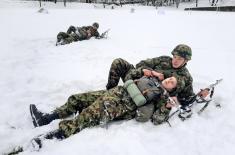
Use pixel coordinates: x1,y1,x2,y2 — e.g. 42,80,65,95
162,77,177,91
172,55,187,68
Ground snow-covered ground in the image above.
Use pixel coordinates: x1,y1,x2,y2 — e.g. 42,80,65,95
1,0,235,155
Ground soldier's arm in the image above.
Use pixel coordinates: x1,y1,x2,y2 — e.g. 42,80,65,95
124,68,143,81
80,26,88,31
94,31,100,38
136,57,160,70
135,57,165,79
177,84,196,107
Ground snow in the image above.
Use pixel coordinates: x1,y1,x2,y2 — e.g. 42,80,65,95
0,0,235,155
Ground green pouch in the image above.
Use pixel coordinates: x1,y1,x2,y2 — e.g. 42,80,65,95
124,80,147,107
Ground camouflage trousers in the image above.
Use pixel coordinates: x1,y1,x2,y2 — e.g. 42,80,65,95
57,32,79,45
54,90,107,118
106,58,137,90
58,86,137,138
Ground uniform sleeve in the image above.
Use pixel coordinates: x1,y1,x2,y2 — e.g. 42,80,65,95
123,68,143,81
94,30,100,38
80,26,88,30
177,83,195,107
136,57,161,70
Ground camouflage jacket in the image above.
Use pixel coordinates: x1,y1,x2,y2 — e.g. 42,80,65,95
126,56,195,106
78,26,100,40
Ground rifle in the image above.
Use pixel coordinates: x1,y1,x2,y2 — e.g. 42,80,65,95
193,78,223,114
97,29,110,39
165,79,223,125
3,146,23,155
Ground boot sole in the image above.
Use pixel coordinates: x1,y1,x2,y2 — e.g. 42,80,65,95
29,104,39,127
30,137,42,151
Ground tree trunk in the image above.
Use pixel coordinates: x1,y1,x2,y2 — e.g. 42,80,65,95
64,0,66,7
39,0,42,7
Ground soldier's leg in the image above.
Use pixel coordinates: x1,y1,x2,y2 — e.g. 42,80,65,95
30,90,106,127
54,90,106,118
67,25,76,34
106,58,135,90
58,87,130,138
57,32,70,42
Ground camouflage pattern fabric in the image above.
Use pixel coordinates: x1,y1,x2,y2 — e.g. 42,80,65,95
106,58,136,89
106,57,195,103
58,86,137,138
57,32,79,45
54,90,107,118
56,25,100,45
80,26,100,39
151,104,171,125
67,25,77,34
171,44,192,60
106,57,195,123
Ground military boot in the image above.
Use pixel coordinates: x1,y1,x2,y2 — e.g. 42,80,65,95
30,129,66,151
44,129,66,140
29,104,59,127
178,106,192,121
56,39,66,46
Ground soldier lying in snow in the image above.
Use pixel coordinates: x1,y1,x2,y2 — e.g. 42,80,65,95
56,22,100,46
105,44,209,121
29,75,184,149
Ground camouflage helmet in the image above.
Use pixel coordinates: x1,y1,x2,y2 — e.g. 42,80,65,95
171,44,192,60
92,22,99,29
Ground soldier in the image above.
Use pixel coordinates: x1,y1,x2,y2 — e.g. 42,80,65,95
105,44,209,123
56,22,100,46
29,75,184,147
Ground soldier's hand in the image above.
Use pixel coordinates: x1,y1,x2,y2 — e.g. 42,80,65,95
165,101,174,108
165,96,178,108
198,89,210,98
143,69,152,77
151,71,164,81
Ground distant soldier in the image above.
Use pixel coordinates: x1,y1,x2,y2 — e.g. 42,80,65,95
56,22,100,46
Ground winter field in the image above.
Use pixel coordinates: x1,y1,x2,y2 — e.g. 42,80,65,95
1,0,235,155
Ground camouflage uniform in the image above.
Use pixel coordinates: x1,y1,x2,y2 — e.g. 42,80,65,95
57,25,100,45
57,86,137,138
106,56,194,103
106,54,194,123
54,90,107,119
54,80,171,137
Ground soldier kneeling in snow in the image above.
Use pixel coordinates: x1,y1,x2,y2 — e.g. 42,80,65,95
56,22,100,46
